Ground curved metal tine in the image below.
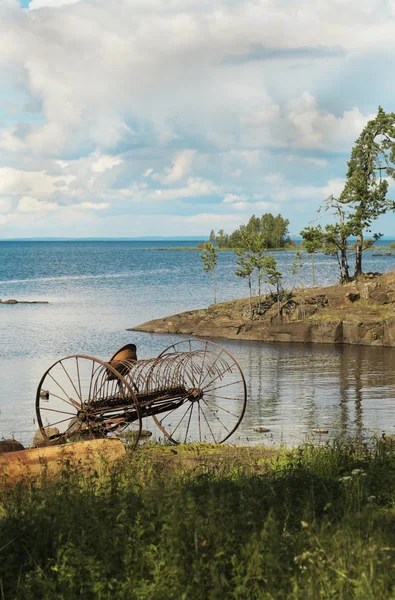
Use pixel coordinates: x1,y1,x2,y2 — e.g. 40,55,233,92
184,352,202,389
199,349,224,389
76,357,83,403
184,403,194,444
186,341,197,387
197,342,209,387
179,353,194,388
46,376,81,409
42,416,75,429
40,407,76,416
201,361,235,392
157,402,184,426
199,404,218,443
188,353,203,388
169,403,193,439
202,398,240,418
202,399,231,435
203,378,243,394
88,359,96,402
204,393,240,402
60,360,83,405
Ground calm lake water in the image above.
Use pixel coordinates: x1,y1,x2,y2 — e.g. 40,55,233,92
1,240,395,446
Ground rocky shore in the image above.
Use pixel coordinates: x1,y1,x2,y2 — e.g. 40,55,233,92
0,299,49,304
131,270,395,347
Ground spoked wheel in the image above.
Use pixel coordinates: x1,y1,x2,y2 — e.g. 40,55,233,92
36,355,142,448
152,339,247,444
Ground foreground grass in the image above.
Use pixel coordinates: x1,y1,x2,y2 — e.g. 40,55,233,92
1,441,395,599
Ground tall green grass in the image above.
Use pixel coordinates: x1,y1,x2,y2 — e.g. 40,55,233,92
1,440,395,599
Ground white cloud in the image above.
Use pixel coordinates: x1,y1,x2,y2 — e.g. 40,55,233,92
154,150,196,184
0,167,75,197
29,0,81,8
0,0,394,237
286,92,374,151
17,196,110,213
223,193,247,203
0,198,13,213
264,173,284,185
272,178,345,203
91,154,123,173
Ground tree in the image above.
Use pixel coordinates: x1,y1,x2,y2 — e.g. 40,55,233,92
300,226,323,287
215,229,228,249
291,250,304,288
339,106,395,276
262,253,283,315
218,213,290,249
209,229,216,244
235,250,255,316
317,196,352,284
200,242,218,304
251,234,268,304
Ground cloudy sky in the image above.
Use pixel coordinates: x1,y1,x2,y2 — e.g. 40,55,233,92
1,0,395,238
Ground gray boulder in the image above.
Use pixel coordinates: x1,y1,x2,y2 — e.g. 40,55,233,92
33,427,60,447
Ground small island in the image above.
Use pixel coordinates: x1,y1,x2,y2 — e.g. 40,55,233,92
131,270,395,347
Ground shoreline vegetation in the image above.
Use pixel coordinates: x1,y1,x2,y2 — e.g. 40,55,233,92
2,439,395,597
157,244,395,253
132,270,395,347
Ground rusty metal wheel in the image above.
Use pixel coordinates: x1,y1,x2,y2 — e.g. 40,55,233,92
152,339,247,444
36,355,142,448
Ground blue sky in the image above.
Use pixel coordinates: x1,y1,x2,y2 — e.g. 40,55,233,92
0,0,394,238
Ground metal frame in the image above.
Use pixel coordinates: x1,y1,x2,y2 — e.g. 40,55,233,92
35,339,247,446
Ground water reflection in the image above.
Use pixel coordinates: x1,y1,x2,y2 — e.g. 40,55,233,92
1,338,395,447
219,340,395,446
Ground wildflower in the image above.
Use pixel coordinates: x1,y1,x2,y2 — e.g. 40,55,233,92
301,521,309,528
367,495,376,503
351,469,364,476
339,476,352,482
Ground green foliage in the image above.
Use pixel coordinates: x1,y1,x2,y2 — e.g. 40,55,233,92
300,226,323,254
390,241,395,250
200,242,218,304
340,106,395,275
2,442,395,599
262,253,282,291
235,250,255,314
199,242,217,273
212,213,290,250
300,226,323,287
291,251,304,287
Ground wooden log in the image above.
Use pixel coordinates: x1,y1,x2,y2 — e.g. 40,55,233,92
0,438,126,487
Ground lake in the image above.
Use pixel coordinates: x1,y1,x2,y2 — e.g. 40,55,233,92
1,240,395,446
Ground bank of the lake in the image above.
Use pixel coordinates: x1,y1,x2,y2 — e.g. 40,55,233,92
1,440,395,599
132,270,395,347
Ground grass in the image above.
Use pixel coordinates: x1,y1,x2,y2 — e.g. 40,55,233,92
1,440,395,599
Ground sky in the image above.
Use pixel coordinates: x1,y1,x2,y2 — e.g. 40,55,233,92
0,0,395,238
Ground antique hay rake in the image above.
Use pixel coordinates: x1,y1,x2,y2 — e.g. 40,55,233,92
36,339,247,448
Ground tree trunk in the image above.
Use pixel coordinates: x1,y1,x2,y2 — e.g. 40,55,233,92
355,233,363,277
248,277,252,317
277,283,280,316
340,249,350,284
258,270,261,306
212,268,217,304
311,253,315,287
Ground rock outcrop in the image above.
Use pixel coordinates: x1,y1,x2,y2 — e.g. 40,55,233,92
0,439,25,454
130,271,395,348
0,299,49,304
